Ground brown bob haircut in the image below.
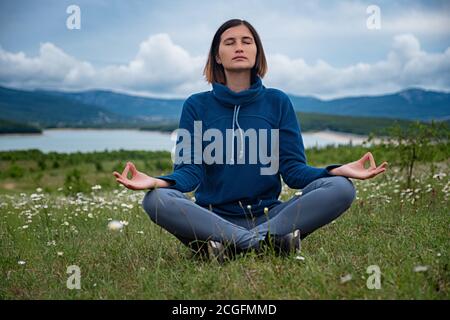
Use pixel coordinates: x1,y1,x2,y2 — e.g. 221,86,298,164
203,19,268,84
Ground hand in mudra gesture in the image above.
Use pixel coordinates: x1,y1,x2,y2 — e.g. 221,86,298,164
329,152,388,180
113,162,158,190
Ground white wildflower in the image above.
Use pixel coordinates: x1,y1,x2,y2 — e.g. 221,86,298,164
413,265,429,272
30,193,42,201
108,220,124,231
340,274,352,284
433,172,447,180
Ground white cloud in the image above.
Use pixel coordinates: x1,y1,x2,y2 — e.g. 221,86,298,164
0,42,95,89
97,34,207,94
265,33,450,98
0,33,449,99
0,34,209,97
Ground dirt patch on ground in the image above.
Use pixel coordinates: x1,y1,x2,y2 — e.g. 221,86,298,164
2,183,16,190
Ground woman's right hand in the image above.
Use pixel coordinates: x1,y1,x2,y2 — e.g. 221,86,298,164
113,162,157,190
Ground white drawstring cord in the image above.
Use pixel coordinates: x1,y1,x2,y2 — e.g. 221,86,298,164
235,105,244,159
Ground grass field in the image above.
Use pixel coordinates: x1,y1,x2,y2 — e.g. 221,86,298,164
0,147,449,299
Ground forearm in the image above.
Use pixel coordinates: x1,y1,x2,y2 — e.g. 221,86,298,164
281,163,330,189
154,178,173,188
155,164,203,193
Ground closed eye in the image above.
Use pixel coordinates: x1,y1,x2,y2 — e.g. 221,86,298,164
223,37,254,45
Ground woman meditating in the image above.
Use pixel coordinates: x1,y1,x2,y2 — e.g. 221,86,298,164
113,19,388,262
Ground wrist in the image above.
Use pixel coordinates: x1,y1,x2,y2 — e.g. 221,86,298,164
155,178,172,188
329,167,343,176
326,164,343,176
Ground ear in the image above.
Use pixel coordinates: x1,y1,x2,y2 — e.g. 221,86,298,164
215,55,221,64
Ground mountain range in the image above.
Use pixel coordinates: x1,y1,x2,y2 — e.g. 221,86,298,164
0,85,448,128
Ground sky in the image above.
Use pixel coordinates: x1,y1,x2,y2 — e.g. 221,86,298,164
0,0,449,99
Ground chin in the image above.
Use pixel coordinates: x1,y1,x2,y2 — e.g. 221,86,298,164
227,65,253,71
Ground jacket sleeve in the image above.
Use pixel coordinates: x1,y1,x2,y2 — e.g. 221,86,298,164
155,98,204,193
278,96,342,189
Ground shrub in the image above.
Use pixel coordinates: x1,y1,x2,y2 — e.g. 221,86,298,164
64,168,89,195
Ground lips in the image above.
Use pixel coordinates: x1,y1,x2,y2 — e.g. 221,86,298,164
232,56,247,60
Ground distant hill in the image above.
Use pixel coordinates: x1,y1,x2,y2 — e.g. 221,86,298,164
0,86,128,127
0,86,448,131
0,118,42,134
289,88,450,121
38,89,184,121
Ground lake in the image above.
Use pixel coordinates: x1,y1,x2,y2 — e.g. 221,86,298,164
0,129,370,153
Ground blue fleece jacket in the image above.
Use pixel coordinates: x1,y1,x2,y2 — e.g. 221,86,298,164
156,76,341,216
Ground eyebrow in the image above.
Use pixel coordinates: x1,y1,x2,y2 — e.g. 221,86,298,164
223,36,254,42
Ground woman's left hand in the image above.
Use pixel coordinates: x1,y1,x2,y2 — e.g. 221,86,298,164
329,152,388,180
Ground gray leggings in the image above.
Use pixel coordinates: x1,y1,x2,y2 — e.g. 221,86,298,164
142,176,356,251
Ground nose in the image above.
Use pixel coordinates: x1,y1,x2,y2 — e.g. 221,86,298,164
235,43,244,53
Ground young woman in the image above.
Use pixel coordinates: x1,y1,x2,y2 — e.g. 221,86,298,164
113,19,388,262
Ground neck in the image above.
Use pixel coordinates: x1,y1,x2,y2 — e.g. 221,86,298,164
224,70,252,93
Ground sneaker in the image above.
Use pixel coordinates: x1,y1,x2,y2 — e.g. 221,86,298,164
207,240,227,264
264,229,301,256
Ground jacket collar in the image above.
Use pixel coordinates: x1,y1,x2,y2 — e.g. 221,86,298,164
212,75,265,107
